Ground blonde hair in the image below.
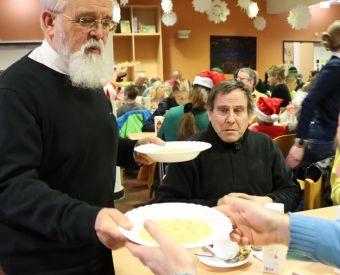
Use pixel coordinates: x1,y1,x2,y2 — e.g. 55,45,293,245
150,81,167,101
172,79,191,94
267,65,285,82
177,85,209,140
322,20,340,52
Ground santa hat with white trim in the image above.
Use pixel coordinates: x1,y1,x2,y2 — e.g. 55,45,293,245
255,97,283,123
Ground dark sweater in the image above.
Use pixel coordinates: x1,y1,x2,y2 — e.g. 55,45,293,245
0,56,136,274
271,83,291,107
155,124,301,212
296,56,340,140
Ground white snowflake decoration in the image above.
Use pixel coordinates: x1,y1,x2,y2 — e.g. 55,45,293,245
161,0,173,13
253,16,266,31
120,0,128,6
237,0,251,11
112,0,121,23
246,1,259,18
162,11,177,26
207,0,230,24
287,5,311,30
192,0,212,13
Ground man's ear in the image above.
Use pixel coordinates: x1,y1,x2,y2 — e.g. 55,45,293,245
41,10,56,37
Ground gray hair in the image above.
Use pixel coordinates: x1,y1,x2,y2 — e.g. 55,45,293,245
40,0,69,30
207,79,254,115
238,68,258,85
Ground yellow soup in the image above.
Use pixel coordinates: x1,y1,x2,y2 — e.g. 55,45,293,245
140,218,212,245
155,148,194,154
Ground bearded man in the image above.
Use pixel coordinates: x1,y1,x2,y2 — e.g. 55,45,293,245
0,0,163,274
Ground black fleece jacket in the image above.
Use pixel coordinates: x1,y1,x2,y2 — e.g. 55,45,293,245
155,124,301,212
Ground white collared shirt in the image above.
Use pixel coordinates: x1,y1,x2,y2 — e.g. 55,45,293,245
28,40,68,75
332,52,340,59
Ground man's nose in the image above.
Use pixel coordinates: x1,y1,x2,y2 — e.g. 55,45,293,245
225,111,236,123
89,24,106,40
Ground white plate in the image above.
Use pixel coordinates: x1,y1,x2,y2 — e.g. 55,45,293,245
134,141,211,163
196,249,252,268
119,203,232,249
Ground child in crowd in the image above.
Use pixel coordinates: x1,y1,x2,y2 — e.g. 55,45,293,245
116,85,145,117
250,97,293,139
150,81,168,112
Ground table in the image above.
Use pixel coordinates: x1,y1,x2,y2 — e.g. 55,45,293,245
127,132,156,140
112,206,337,275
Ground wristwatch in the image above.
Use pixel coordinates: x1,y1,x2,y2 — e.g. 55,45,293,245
294,138,307,148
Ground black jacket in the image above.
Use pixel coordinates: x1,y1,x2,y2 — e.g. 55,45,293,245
0,55,136,274
155,124,301,212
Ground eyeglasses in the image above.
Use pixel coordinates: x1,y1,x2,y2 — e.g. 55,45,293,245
61,14,116,31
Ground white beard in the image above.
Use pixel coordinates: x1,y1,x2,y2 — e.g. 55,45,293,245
68,39,112,90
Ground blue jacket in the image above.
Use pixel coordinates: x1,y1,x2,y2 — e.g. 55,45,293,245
297,56,340,140
288,213,340,268
117,109,152,129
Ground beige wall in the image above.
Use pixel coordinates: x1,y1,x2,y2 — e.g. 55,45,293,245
298,43,315,81
1,0,340,82
0,0,42,41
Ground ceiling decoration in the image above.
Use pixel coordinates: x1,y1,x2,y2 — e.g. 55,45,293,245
246,1,259,18
206,0,230,24
237,0,252,11
161,0,173,13
287,4,312,30
253,16,266,31
112,0,329,30
192,0,212,13
162,11,178,26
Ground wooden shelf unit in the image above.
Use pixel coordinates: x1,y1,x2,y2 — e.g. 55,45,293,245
112,5,163,81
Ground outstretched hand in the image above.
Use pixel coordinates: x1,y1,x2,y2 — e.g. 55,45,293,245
126,220,196,275
216,197,290,246
95,208,133,250
134,137,165,165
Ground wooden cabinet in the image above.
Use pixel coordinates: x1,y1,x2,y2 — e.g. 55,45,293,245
112,5,163,81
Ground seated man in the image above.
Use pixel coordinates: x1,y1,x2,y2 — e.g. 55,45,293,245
117,84,145,117
154,80,301,212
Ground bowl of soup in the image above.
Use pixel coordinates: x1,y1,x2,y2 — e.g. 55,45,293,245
134,141,211,163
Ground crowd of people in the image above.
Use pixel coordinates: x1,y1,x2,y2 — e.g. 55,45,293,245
0,0,339,274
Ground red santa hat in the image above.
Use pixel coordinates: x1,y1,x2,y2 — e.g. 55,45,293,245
199,70,226,85
192,70,226,89
255,97,283,123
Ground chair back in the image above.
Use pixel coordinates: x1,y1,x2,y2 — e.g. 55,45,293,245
273,134,295,158
304,177,323,210
303,156,334,210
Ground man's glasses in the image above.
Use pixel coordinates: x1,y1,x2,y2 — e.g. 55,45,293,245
61,14,117,31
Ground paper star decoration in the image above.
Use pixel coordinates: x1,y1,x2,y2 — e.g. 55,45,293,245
237,0,252,11
246,1,259,18
207,0,230,24
192,0,212,13
161,0,173,13
287,4,311,30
